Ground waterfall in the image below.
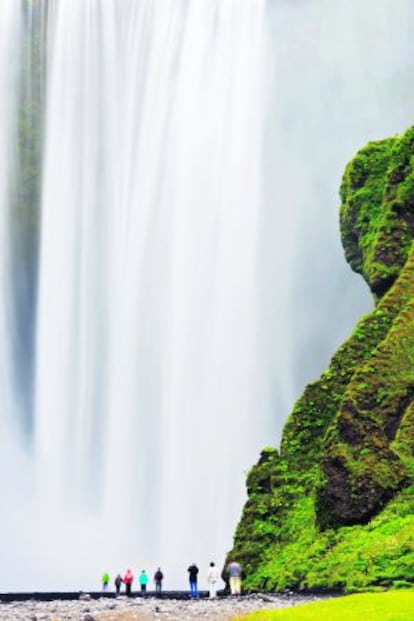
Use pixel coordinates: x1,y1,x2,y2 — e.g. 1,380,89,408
0,4,20,432
1,0,414,590
34,0,270,588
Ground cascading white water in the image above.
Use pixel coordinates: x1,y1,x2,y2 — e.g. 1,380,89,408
1,0,414,590
34,0,270,587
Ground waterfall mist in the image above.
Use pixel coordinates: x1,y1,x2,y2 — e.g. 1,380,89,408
0,0,414,590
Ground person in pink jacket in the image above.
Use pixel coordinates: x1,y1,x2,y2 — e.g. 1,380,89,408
123,568,134,596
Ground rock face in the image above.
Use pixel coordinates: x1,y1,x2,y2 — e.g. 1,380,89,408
227,127,414,592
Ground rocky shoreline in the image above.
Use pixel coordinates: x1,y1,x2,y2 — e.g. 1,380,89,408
0,593,324,620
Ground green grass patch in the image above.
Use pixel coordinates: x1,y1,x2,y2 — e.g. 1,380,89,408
234,590,414,621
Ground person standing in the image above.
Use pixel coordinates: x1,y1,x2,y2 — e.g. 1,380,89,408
187,563,199,598
114,573,123,595
154,567,164,594
101,572,110,591
226,560,242,595
124,568,134,596
207,562,220,599
139,569,149,593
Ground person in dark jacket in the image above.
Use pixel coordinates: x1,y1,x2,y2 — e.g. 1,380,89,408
154,567,164,594
187,563,199,598
114,573,123,595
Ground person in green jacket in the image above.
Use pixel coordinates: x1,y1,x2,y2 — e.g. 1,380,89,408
101,572,110,591
139,569,149,593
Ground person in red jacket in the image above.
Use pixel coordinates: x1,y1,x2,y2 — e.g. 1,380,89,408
123,568,134,596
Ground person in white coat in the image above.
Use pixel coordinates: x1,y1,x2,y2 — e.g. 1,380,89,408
207,562,220,598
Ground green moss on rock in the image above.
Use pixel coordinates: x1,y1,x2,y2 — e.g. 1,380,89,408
316,252,414,529
340,128,414,297
227,126,414,593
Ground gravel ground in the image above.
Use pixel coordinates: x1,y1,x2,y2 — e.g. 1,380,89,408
0,594,324,621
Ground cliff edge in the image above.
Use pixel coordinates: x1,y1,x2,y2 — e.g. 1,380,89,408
227,127,414,592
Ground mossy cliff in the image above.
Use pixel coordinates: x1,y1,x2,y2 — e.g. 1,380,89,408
227,127,414,593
